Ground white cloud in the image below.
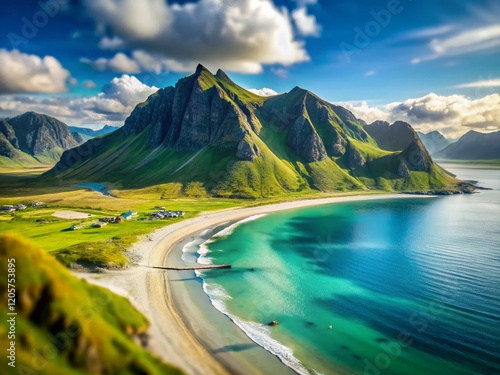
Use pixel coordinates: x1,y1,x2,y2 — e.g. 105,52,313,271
292,7,321,37
0,49,71,94
248,87,279,96
365,70,376,77
81,52,141,73
338,101,389,124
0,75,158,127
98,36,125,50
339,93,500,138
82,0,309,74
412,25,500,64
82,80,98,89
454,78,500,88
271,67,288,78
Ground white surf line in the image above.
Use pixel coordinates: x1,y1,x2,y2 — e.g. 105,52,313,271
171,147,206,175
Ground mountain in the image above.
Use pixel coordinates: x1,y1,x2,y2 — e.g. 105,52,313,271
417,131,451,155
0,233,183,375
435,130,500,160
70,124,119,141
0,112,83,168
363,120,416,151
47,65,463,198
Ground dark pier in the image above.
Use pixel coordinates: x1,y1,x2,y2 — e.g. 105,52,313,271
137,264,231,271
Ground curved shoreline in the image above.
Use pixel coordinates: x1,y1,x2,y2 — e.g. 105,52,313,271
83,193,432,375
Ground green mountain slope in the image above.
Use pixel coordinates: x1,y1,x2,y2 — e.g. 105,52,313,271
46,65,463,198
0,233,183,375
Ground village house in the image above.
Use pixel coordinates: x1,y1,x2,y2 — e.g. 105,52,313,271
92,222,107,228
70,224,84,231
121,211,133,220
1,205,14,211
31,201,44,207
14,204,26,210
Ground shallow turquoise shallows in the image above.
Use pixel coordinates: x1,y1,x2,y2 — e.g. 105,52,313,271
196,165,500,375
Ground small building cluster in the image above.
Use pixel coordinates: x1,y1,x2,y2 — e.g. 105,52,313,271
1,204,28,212
68,209,139,231
150,210,185,220
31,201,44,207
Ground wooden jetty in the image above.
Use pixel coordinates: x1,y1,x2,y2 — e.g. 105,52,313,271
136,264,231,271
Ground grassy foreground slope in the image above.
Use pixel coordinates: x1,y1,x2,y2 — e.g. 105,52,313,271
0,233,183,375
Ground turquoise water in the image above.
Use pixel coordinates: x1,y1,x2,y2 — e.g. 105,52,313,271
195,165,500,375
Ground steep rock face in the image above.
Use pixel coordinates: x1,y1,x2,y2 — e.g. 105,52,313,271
0,133,19,158
123,66,248,151
5,112,82,155
364,120,416,151
236,137,261,161
0,120,19,148
397,159,411,177
287,113,327,162
346,142,366,169
400,136,433,172
71,132,85,144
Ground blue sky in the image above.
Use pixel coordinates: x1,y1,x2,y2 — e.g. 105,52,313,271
0,0,499,137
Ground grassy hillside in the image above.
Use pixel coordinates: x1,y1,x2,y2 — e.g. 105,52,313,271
0,233,183,375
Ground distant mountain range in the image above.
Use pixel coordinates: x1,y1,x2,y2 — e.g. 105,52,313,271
0,112,83,168
45,64,467,197
417,131,452,155
69,125,119,141
436,130,500,160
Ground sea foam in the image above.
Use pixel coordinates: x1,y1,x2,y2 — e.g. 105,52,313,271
195,213,310,375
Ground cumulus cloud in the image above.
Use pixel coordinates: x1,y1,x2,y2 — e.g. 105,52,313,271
0,75,157,126
82,0,310,74
292,6,321,37
339,93,500,138
248,87,279,96
81,52,141,73
0,49,71,94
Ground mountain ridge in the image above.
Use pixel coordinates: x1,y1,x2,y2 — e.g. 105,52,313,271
46,65,465,198
0,112,84,168
436,130,500,160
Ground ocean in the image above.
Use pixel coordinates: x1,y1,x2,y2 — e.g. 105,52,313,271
183,164,500,375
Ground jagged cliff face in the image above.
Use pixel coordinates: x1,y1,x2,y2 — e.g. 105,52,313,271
0,112,83,159
48,65,456,198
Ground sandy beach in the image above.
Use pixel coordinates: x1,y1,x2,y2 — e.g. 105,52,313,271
81,193,428,375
